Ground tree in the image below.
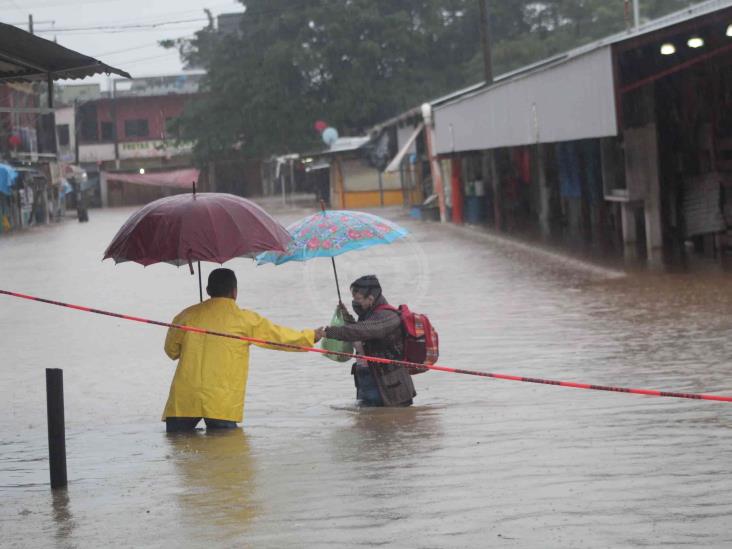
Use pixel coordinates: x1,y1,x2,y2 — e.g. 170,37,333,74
166,0,709,165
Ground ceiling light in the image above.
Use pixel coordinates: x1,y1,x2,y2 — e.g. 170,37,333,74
687,37,705,48
139,168,145,175
726,24,732,37
660,43,676,55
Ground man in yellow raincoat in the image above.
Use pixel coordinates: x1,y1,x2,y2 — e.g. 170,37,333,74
163,268,323,432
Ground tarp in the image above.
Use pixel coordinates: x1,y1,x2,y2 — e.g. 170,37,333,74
0,164,18,196
102,168,199,189
0,22,130,82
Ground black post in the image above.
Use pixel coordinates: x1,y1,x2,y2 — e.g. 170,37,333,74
46,368,67,490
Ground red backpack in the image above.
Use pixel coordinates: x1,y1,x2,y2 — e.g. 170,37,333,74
375,304,439,374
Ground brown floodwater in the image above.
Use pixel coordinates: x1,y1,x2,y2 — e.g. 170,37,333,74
1,206,731,548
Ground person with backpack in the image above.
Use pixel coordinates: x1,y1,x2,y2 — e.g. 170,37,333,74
322,275,418,407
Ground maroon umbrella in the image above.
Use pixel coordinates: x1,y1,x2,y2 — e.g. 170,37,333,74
103,192,291,300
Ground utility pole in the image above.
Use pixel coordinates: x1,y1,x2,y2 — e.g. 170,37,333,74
478,0,493,84
73,99,80,164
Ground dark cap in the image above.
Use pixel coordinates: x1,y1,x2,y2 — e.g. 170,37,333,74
350,274,381,297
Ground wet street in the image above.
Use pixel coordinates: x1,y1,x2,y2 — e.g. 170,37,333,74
1,206,731,548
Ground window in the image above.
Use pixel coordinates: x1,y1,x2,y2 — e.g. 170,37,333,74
100,122,115,142
57,124,70,147
124,119,149,138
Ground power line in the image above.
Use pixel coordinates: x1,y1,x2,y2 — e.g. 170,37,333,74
113,51,181,66
32,17,209,33
92,38,192,58
34,26,207,37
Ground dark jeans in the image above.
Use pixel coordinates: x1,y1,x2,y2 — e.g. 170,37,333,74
165,417,238,433
354,364,384,406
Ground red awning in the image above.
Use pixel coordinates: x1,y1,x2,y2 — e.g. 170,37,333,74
103,168,199,189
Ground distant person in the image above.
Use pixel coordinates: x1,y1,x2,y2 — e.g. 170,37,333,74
322,275,416,407
75,180,89,223
163,268,323,432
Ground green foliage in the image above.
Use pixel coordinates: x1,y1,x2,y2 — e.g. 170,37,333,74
165,0,708,164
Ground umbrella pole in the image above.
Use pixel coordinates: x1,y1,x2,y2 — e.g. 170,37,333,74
320,199,343,305
198,261,203,303
331,257,343,305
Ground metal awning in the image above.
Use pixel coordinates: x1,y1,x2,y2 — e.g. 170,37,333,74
385,123,423,173
430,0,732,154
434,46,618,154
0,23,130,82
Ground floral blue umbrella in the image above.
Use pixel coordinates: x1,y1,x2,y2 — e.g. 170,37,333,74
256,209,408,302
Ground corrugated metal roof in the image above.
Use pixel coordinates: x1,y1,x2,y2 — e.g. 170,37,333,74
0,23,130,82
318,136,371,155
372,0,732,133
436,0,732,110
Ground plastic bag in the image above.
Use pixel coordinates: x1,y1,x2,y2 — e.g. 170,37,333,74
320,306,354,362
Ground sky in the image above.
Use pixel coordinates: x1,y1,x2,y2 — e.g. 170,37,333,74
1,0,244,88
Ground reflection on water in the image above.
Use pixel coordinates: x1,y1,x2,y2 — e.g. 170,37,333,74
167,430,257,529
2,208,732,547
51,489,75,544
331,406,442,465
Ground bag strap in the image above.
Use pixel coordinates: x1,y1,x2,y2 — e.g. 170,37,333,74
373,304,399,314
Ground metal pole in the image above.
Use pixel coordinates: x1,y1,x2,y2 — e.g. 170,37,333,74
378,170,384,207
280,162,286,206
28,14,34,34
633,0,640,29
112,80,119,170
478,0,494,84
421,104,447,223
46,368,67,489
74,99,80,164
289,158,295,203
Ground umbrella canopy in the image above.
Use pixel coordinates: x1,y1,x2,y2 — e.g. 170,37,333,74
256,210,408,266
104,193,292,267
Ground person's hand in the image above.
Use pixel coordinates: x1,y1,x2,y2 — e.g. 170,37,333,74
337,302,355,323
313,327,327,342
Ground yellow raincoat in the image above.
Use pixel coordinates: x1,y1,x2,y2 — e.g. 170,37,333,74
162,297,314,422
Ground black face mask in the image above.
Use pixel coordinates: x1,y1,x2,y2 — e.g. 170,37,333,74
352,300,367,317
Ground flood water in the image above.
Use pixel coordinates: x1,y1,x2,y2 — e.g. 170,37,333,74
1,206,731,548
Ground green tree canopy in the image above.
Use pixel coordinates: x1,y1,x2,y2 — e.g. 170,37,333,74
165,0,707,164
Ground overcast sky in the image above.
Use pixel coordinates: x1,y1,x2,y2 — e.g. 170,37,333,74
1,0,244,88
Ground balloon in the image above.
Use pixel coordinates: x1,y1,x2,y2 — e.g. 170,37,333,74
314,120,328,133
322,127,339,146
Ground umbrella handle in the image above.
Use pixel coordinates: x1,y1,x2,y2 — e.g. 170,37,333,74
198,261,203,303
331,256,343,305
